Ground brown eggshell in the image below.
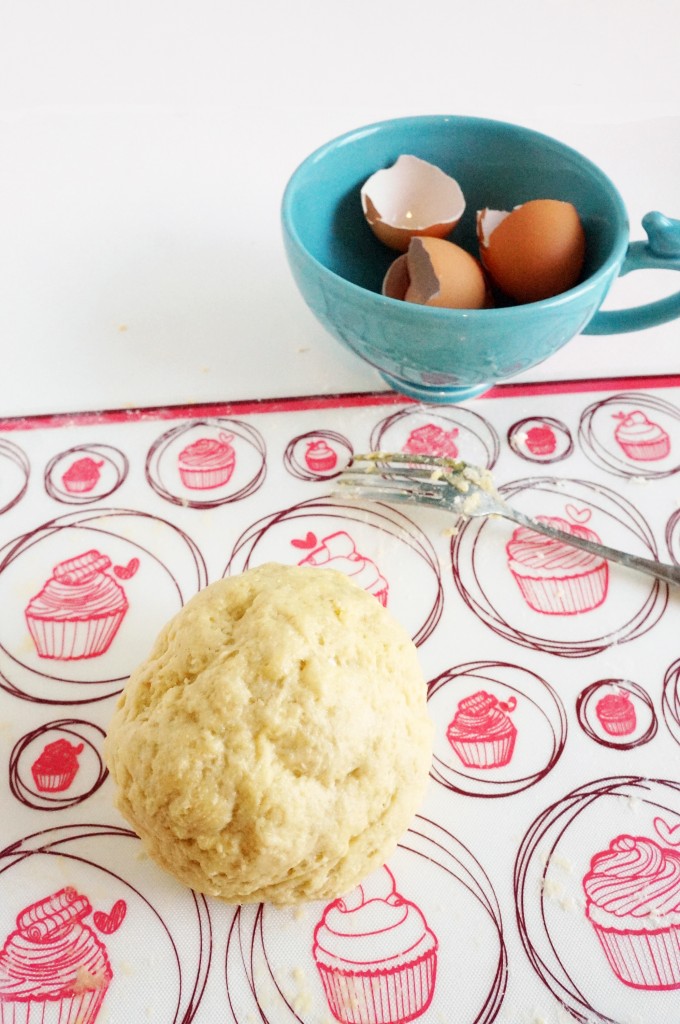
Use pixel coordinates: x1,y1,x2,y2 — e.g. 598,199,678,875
478,199,586,303
382,253,410,300
403,237,489,310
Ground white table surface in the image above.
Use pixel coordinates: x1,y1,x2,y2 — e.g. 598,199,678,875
2,0,679,418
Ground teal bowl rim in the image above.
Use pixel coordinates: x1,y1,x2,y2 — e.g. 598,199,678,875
281,114,631,317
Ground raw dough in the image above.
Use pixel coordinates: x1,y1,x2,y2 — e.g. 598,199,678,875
105,563,432,904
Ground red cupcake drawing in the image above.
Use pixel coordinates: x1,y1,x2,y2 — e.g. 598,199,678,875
525,425,557,456
313,866,438,1024
24,549,137,660
31,739,84,792
446,691,518,768
295,530,389,606
304,439,338,473
0,887,114,1023
61,458,104,495
583,823,680,990
595,692,637,736
402,424,459,459
613,410,671,461
177,432,236,489
505,506,608,615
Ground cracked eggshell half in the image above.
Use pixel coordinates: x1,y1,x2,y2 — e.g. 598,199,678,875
383,237,490,310
361,155,465,252
477,199,586,303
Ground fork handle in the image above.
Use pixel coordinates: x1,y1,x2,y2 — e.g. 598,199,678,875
499,505,680,587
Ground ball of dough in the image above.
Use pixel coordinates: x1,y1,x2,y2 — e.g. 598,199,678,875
105,563,432,904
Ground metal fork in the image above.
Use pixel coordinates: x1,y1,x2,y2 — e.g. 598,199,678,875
334,452,680,587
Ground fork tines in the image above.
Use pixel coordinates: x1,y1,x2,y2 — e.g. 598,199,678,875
335,451,461,503
345,452,464,474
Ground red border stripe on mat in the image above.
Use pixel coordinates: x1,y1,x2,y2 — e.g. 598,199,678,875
2,374,680,432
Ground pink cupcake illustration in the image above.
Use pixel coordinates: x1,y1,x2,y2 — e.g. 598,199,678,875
613,410,671,461
525,425,557,456
313,866,438,1024
446,691,517,768
177,432,236,489
31,739,84,792
505,506,608,615
24,550,137,660
595,692,637,736
304,439,338,473
402,424,459,459
583,824,680,989
0,887,114,1023
294,530,389,606
61,458,104,494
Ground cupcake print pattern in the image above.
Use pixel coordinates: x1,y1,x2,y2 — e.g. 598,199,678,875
507,417,574,464
24,550,137,660
446,691,517,769
595,692,637,737
0,887,114,1023
7,384,680,1023
30,739,83,792
613,411,671,462
525,425,557,456
295,531,389,606
583,827,680,990
61,458,104,495
313,866,438,1024
304,439,338,473
177,432,236,489
505,507,608,615
402,423,459,459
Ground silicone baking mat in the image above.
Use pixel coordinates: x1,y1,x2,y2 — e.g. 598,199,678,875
2,376,680,1024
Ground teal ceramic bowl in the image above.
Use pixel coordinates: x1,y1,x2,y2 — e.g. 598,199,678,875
282,115,680,402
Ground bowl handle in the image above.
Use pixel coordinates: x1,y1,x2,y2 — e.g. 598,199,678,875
583,211,680,334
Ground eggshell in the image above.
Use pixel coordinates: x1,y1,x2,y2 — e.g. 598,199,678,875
382,253,410,301
361,155,465,252
477,199,586,303
383,237,489,310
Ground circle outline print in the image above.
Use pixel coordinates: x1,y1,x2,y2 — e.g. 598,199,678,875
662,657,680,748
0,507,207,703
576,679,658,749
225,496,444,647
579,391,680,480
371,404,500,468
283,429,353,481
0,438,30,513
45,444,129,504
9,718,108,810
507,416,574,464
146,417,266,508
452,476,668,657
226,815,507,1024
428,660,567,797
0,823,212,1023
515,776,680,1023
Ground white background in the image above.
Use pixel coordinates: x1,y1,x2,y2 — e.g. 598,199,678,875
1,0,679,416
